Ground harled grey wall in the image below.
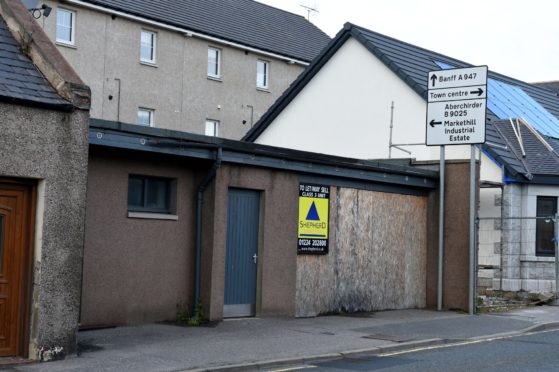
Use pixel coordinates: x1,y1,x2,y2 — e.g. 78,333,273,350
82,147,204,326
41,1,305,139
201,165,299,320
0,101,88,357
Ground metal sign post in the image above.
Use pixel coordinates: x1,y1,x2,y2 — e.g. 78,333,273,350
555,213,559,305
437,145,445,311
469,145,476,315
426,66,488,314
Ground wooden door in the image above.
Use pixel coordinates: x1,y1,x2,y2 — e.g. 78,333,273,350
0,182,33,357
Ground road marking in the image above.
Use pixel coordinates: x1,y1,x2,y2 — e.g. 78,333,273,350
267,366,316,372
273,329,559,370
379,328,559,357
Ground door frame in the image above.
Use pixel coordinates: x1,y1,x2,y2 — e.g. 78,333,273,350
0,178,36,358
223,188,263,318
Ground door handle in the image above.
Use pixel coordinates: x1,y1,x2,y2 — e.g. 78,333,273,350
253,253,258,264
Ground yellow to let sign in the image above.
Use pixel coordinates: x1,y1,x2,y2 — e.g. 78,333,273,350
298,183,329,254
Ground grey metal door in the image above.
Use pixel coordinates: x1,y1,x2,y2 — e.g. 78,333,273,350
224,189,260,317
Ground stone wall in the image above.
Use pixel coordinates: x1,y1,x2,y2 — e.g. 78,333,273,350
0,102,89,356
501,184,523,291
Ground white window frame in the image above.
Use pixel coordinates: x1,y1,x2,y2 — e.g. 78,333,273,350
205,119,219,137
56,8,76,46
207,47,221,79
256,60,269,89
140,30,157,64
138,108,155,127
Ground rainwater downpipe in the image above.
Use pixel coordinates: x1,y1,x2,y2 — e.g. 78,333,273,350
194,147,223,309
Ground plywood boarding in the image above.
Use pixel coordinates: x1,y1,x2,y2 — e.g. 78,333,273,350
296,187,427,317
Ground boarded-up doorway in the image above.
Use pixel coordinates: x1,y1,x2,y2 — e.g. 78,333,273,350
0,181,34,357
296,187,427,317
224,189,261,318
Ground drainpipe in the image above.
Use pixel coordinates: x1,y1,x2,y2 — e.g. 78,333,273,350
194,147,223,309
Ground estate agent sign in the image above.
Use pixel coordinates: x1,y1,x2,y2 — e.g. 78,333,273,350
298,183,329,254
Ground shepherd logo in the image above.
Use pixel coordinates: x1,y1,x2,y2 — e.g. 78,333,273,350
306,201,320,220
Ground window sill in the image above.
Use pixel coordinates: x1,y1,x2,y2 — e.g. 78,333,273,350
207,76,222,82
128,211,178,221
140,61,158,68
256,87,270,93
56,41,77,49
520,255,556,262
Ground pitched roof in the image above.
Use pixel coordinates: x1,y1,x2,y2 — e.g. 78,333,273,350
485,119,559,183
79,0,330,62
244,23,559,141
0,16,70,109
242,23,559,183
534,81,559,96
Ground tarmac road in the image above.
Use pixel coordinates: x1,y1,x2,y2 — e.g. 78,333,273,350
306,329,559,372
7,307,559,371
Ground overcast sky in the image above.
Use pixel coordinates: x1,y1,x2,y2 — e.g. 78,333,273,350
257,0,558,83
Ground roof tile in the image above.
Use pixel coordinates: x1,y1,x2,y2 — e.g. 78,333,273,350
0,16,68,107
81,0,330,62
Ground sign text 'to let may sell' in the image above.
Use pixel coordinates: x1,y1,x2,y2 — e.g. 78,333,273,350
298,183,329,254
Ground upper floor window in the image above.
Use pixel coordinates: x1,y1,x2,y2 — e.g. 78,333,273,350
207,47,221,78
56,8,75,45
205,119,219,137
140,30,156,64
138,108,154,126
536,196,557,256
256,60,269,89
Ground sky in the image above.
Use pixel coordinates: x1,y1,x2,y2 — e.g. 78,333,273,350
256,0,558,83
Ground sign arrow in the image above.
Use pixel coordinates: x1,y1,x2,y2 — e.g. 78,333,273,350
430,74,437,87
470,88,484,96
429,119,442,128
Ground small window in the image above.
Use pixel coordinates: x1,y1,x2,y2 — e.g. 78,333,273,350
205,119,219,137
536,196,557,256
140,30,156,63
128,175,175,214
256,60,269,89
137,108,154,126
207,47,221,78
56,8,75,45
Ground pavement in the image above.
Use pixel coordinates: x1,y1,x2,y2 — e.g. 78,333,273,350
6,306,559,372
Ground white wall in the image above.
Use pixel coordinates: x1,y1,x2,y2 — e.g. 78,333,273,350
255,37,500,185
256,38,429,159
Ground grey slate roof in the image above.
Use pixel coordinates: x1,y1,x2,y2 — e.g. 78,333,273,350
534,81,559,96
0,16,69,109
80,0,330,62
489,119,559,181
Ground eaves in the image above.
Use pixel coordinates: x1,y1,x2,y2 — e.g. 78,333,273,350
90,119,438,191
65,0,310,66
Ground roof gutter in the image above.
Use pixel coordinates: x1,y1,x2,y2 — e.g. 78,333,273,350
65,0,309,66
